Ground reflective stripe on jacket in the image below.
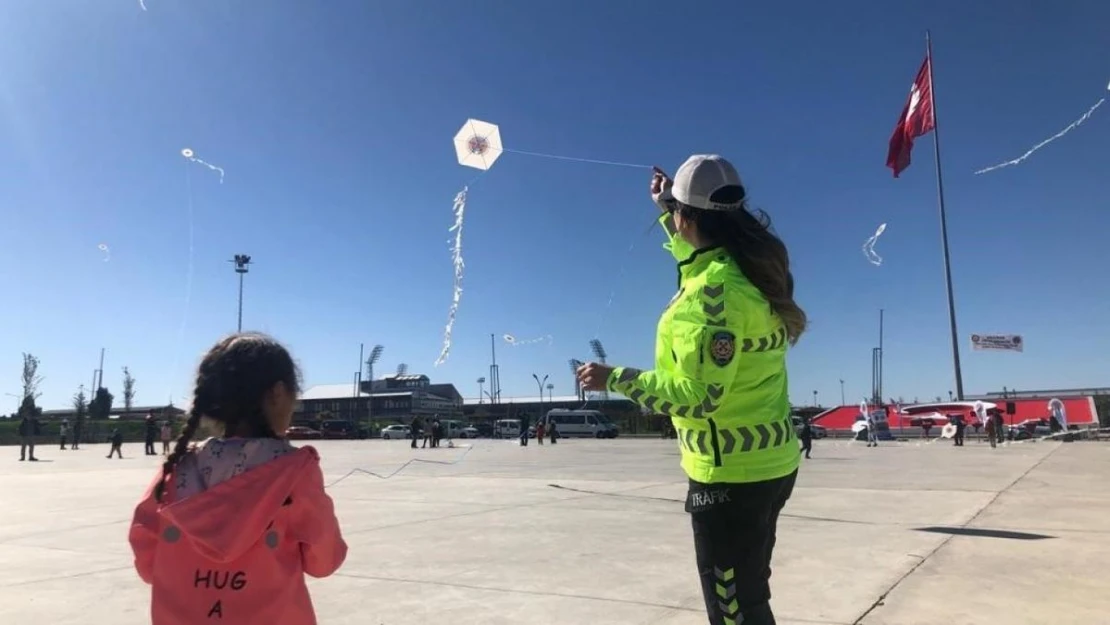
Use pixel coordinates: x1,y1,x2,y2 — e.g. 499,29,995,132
607,215,800,484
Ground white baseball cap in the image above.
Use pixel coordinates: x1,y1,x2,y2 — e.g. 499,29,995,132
671,154,745,211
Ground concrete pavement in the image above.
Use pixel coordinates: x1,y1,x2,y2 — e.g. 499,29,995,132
0,436,1106,624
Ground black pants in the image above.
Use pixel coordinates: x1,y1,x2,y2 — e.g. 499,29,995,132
799,438,812,458
145,438,156,455
688,470,797,625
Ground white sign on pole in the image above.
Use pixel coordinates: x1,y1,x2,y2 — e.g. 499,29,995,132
970,334,1023,352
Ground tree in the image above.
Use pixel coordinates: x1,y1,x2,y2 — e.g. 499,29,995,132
72,386,88,438
122,367,136,413
72,386,88,418
89,387,115,420
21,353,43,401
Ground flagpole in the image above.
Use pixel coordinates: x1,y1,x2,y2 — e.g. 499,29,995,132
925,30,965,401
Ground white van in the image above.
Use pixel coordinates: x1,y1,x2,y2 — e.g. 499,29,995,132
541,410,619,438
494,419,521,439
438,419,466,439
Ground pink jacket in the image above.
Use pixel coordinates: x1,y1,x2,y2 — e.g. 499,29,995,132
129,443,347,625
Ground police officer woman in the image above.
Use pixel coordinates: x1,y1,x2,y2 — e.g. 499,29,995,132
577,155,806,625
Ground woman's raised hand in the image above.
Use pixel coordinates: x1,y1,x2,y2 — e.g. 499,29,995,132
651,166,675,213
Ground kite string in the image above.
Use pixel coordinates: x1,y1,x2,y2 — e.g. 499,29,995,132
974,96,1105,175
593,216,661,338
170,165,196,398
502,148,652,170
324,444,474,488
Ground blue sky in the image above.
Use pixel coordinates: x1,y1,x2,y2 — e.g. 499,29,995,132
2,0,1108,412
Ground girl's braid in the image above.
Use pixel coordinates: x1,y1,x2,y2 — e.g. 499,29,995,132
153,391,207,503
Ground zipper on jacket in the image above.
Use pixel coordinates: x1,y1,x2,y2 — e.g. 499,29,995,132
708,418,723,467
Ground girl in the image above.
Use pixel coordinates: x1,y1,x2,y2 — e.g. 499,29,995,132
160,420,172,455
578,156,805,625
129,333,347,625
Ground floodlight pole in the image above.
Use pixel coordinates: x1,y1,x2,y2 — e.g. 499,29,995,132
230,254,252,332
366,345,383,430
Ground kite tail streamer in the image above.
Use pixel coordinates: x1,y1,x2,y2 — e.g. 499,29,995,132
861,223,886,267
502,148,651,170
975,96,1105,175
436,187,468,366
506,335,553,346
188,157,225,183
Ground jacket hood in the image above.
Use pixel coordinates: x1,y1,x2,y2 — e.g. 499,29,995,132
158,445,317,563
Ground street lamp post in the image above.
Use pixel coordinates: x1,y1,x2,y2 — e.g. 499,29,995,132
365,345,383,430
532,373,549,421
230,254,252,332
813,390,818,407
839,379,846,406
546,383,554,402
477,377,486,404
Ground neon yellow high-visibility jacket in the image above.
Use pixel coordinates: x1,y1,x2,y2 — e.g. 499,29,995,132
607,215,800,485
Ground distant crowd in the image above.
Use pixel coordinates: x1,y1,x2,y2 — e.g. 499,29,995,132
16,411,174,461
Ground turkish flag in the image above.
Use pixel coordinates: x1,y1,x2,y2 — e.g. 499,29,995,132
886,56,935,178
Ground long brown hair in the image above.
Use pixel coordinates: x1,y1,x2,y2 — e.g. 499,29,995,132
154,333,301,503
676,190,807,345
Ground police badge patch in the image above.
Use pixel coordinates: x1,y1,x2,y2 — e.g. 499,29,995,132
709,331,736,367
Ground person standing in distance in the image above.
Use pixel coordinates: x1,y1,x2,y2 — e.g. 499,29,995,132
578,155,805,625
799,418,814,459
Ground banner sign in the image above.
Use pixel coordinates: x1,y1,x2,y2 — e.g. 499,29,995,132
970,334,1023,352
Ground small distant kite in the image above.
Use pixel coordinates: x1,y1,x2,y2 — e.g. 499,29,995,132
98,243,110,262
182,148,225,183
862,223,887,266
504,334,553,346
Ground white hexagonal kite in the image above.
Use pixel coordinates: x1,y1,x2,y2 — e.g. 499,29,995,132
453,119,503,171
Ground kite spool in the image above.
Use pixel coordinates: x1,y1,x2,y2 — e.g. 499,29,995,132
940,423,958,439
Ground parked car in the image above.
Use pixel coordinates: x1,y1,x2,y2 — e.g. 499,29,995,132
285,426,322,440
438,420,470,439
320,420,359,439
379,424,412,440
458,426,480,439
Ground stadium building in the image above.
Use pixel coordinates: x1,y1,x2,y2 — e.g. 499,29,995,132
296,373,463,427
